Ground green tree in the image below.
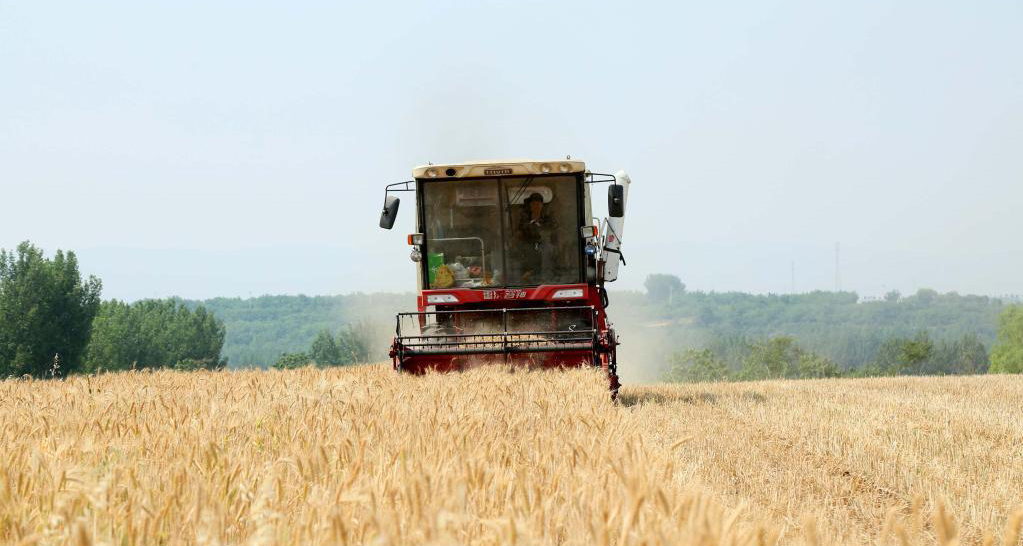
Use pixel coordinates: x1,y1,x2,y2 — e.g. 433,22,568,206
795,352,842,378
336,321,373,364
664,348,730,382
900,332,934,375
743,337,802,379
990,305,1023,373
874,331,933,375
84,299,225,372
927,334,989,375
299,321,374,367
912,288,939,305
0,242,102,377
273,352,310,370
644,274,685,303
310,330,342,365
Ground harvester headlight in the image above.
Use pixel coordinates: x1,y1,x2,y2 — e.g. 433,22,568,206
540,163,551,173
426,294,458,304
559,163,570,173
551,288,584,299
407,233,425,246
410,248,422,262
426,168,438,178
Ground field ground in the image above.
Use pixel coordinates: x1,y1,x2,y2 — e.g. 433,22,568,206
1,365,1021,545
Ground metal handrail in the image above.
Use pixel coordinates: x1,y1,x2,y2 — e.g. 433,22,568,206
394,306,598,358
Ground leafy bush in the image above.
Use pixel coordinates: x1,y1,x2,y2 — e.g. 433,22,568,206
273,352,311,370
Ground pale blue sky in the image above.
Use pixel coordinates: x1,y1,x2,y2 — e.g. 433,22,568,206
2,0,1021,300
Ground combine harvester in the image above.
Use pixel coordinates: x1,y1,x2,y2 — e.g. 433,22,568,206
378,159,630,397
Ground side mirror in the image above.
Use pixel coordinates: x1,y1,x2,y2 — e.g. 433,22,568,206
608,185,625,218
379,195,400,229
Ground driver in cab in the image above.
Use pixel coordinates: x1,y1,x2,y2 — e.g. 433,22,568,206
517,192,558,282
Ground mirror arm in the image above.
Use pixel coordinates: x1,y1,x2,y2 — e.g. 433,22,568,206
584,172,617,186
383,180,416,206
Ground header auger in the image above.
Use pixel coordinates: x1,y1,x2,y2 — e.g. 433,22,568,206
378,159,630,398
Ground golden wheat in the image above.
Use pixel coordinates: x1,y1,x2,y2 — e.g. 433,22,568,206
1,365,1020,545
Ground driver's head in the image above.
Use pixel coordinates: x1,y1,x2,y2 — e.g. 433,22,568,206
526,193,544,215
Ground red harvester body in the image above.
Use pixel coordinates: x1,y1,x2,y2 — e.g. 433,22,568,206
378,160,630,397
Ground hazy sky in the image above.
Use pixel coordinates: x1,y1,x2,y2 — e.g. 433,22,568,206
2,0,1021,301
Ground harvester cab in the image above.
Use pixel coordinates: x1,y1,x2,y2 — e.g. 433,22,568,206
378,160,630,397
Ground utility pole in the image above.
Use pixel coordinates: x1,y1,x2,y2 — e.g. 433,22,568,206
790,261,795,294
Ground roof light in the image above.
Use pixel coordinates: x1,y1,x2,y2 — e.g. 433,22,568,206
426,294,458,304
426,168,438,178
551,288,584,299
540,163,551,173
559,163,570,173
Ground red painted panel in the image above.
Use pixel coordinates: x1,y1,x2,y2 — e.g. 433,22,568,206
421,284,588,305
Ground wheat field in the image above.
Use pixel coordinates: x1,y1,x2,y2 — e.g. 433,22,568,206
1,365,1021,546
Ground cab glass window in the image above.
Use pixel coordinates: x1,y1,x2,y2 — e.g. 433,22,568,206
501,176,582,286
422,179,504,288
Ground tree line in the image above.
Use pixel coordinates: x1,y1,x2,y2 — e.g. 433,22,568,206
5,242,1018,379
1,242,226,377
185,273,1022,375
84,298,226,372
644,274,1023,382
663,330,998,382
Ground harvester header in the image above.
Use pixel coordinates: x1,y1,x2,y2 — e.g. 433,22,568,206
378,158,631,397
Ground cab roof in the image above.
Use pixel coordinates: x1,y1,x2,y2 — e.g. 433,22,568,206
412,159,586,179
